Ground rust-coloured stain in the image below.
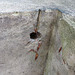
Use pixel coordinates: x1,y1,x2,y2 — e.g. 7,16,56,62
28,9,42,60
58,47,62,52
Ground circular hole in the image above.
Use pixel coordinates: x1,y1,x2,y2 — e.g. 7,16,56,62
30,32,41,39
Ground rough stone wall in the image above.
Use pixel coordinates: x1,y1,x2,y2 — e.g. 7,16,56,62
0,10,75,75
58,19,75,75
44,11,75,75
0,10,59,75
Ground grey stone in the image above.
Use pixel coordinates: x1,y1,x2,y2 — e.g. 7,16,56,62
0,10,75,75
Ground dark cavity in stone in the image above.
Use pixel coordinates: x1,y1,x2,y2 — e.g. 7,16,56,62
30,32,41,39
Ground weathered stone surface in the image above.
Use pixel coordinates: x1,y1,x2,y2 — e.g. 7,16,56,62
0,10,59,75
58,19,75,75
0,10,75,75
44,11,75,75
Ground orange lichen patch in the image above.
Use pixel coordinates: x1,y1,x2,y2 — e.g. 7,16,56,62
28,49,38,60
34,28,38,33
37,42,42,51
35,53,39,60
58,47,62,52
